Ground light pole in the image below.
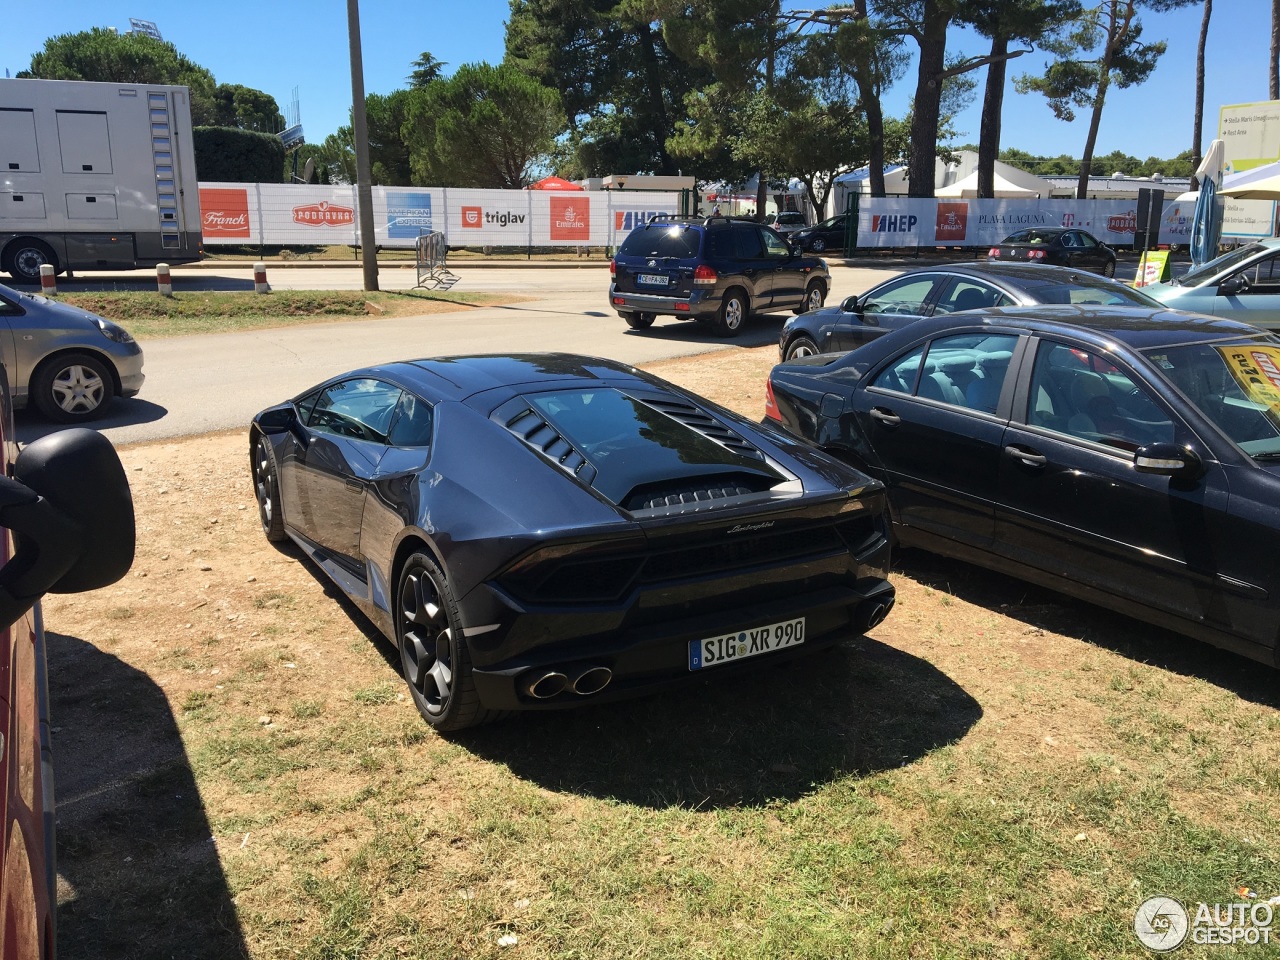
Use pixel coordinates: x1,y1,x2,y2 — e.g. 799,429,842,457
346,0,379,291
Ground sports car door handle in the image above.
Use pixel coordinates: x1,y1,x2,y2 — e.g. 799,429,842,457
1004,445,1047,467
344,478,363,491
869,407,900,426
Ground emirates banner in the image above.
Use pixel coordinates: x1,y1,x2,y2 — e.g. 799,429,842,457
198,183,682,247
856,198,1276,249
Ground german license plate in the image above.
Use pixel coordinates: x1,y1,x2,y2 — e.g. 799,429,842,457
637,273,669,286
688,617,805,670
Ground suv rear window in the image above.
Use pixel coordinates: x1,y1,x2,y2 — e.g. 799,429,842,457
618,225,701,259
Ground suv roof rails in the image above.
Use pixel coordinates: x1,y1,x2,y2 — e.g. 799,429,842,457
644,214,761,227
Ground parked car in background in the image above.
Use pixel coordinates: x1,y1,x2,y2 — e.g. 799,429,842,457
609,215,829,336
766,305,1280,666
0,368,136,959
251,353,895,731
1144,237,1280,328
765,211,808,236
779,261,1161,360
788,214,852,254
988,227,1118,277
0,282,145,422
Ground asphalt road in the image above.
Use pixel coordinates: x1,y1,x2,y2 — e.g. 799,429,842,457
15,261,912,446
13,253,1154,446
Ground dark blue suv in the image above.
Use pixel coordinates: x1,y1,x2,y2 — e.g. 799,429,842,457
609,216,830,337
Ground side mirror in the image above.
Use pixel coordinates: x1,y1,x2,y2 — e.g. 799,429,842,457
1218,274,1250,296
842,296,859,312
0,428,135,628
256,405,298,433
1133,441,1204,481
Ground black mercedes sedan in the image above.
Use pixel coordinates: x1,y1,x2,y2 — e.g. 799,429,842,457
779,261,1158,361
765,306,1280,667
251,354,895,730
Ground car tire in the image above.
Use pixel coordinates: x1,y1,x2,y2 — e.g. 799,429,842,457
252,434,287,542
624,312,655,330
31,352,114,422
796,280,826,314
785,335,821,361
397,552,488,732
715,288,748,337
811,237,827,253
4,239,58,285
1102,260,1116,278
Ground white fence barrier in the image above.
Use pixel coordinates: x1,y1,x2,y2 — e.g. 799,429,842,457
856,197,1276,248
197,183,684,248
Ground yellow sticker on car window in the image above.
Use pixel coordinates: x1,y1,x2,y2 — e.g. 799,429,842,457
1219,345,1280,414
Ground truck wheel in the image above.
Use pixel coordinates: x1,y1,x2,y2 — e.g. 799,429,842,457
5,239,58,285
32,353,114,422
624,312,655,330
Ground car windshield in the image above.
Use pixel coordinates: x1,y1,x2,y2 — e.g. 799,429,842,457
1176,243,1267,287
1144,338,1280,458
527,388,784,506
1021,279,1160,307
618,225,700,259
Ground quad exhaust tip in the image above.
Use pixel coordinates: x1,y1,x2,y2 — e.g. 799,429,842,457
521,665,613,700
524,670,568,699
571,666,613,696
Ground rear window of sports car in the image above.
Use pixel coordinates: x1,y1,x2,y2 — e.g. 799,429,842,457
527,389,782,504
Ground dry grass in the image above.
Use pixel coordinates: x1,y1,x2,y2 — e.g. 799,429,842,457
45,344,1280,960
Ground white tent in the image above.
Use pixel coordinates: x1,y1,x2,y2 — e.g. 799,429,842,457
935,169,1044,198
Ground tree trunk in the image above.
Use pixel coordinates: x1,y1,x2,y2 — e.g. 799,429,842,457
1191,0,1212,189
1272,0,1279,99
907,0,950,198
977,35,1009,199
850,0,888,197
636,22,676,175
1076,1,1129,199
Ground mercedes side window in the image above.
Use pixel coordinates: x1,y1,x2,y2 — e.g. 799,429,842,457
1028,342,1173,451
387,392,434,447
862,276,938,316
871,345,927,394
937,280,998,314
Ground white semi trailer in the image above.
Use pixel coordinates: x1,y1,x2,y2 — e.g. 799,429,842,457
0,77,203,283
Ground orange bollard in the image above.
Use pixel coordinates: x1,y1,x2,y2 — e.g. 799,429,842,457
39,264,56,296
253,261,270,294
156,262,173,297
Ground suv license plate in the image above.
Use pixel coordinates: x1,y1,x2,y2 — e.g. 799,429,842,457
637,273,669,286
689,617,805,670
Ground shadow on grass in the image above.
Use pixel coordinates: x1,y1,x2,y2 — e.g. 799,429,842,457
48,633,249,960
286,545,981,809
897,547,1280,710
459,636,982,810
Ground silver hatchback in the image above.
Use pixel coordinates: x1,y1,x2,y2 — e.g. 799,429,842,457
0,283,144,421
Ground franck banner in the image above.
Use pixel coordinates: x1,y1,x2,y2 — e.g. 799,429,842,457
197,183,681,247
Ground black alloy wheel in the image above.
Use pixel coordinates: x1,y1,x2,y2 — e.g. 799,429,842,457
397,552,485,731
252,435,287,541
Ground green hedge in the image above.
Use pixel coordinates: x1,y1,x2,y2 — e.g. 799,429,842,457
193,127,285,183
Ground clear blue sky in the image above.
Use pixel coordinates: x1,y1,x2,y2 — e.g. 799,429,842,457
5,1,1274,169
